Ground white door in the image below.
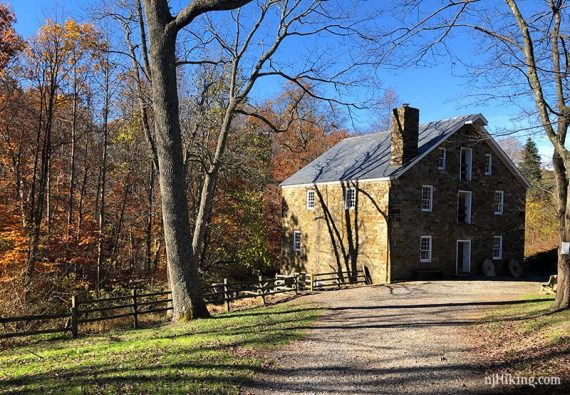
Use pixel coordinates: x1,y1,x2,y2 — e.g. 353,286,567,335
456,240,471,274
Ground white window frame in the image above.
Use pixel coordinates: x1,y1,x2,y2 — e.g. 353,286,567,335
306,190,315,210
484,154,493,175
494,191,504,215
438,148,447,171
421,185,433,212
492,236,503,260
293,231,301,252
420,236,432,263
460,147,472,181
345,187,356,210
457,190,472,224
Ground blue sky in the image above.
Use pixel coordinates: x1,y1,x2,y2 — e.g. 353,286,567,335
9,0,555,164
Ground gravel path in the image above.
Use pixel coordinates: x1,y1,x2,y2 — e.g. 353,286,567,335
241,279,540,394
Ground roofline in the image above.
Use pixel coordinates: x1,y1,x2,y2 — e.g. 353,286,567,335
385,114,488,181
280,113,530,189
281,178,391,189
385,114,530,189
483,128,531,189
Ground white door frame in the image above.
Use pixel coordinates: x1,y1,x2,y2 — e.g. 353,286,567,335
457,190,472,224
456,239,471,274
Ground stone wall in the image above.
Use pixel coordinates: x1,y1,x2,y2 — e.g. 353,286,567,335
389,124,527,280
281,180,390,283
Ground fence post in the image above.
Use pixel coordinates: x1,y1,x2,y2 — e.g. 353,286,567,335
309,273,314,292
132,289,138,329
259,275,266,305
337,271,342,289
294,274,298,295
224,278,230,312
70,295,78,339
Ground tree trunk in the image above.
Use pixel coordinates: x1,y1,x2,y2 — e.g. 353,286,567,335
77,163,89,233
146,162,154,274
143,2,209,320
552,151,569,309
67,75,78,236
96,65,110,298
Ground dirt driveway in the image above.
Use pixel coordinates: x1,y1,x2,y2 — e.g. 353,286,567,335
241,279,540,394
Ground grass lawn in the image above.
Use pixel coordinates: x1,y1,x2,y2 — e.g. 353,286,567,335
472,293,569,391
0,302,323,394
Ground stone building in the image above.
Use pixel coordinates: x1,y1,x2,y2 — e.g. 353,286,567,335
280,104,529,283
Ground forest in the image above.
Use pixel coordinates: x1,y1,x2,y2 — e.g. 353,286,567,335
0,0,567,317
0,2,354,316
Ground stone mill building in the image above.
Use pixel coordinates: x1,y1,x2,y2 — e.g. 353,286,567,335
280,104,530,283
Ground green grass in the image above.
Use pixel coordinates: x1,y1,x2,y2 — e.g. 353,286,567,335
479,293,569,379
486,293,568,341
0,303,323,394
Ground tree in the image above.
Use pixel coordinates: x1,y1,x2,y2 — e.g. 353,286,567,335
142,0,252,320
23,19,103,278
519,138,542,186
142,0,364,320
372,0,570,310
0,4,24,76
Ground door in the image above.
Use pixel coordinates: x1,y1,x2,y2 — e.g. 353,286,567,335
456,240,471,274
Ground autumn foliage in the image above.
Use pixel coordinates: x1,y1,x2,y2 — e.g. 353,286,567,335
0,4,23,76
0,11,348,313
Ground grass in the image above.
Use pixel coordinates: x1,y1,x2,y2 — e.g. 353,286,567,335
0,302,324,394
474,293,569,384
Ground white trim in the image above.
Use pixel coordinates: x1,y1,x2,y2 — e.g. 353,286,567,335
390,114,487,180
483,128,531,189
420,235,432,263
460,147,473,181
492,236,503,260
281,114,529,189
421,185,433,212
293,231,301,252
484,154,493,175
456,239,472,274
438,147,447,171
457,190,472,224
306,189,315,210
345,187,356,210
494,190,504,215
281,178,390,189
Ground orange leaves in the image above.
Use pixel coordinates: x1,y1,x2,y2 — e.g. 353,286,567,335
0,204,27,279
27,18,105,83
0,4,24,76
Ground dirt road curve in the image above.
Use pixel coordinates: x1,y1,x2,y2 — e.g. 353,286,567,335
241,280,539,394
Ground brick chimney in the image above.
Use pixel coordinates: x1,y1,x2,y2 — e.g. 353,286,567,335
390,103,419,165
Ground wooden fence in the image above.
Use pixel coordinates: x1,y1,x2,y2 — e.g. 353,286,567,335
0,270,366,340
306,268,367,290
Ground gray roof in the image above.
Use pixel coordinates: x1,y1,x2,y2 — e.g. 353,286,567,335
281,114,487,186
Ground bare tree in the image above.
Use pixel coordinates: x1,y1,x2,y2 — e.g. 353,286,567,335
142,0,253,320
371,0,569,309
140,0,365,320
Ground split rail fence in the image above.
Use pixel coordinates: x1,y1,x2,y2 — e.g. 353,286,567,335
0,269,367,340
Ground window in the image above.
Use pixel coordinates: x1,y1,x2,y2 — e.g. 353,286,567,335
485,154,492,175
345,187,356,210
306,190,315,210
293,231,301,252
457,191,472,224
460,147,472,181
421,185,433,212
492,236,503,259
420,236,432,263
494,191,504,215
438,148,447,171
